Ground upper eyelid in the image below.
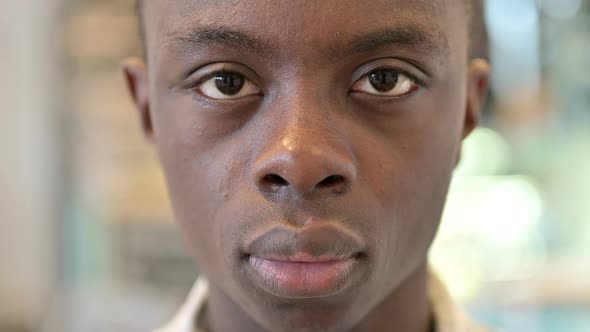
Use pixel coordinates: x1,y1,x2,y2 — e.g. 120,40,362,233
184,71,259,99
353,67,422,90
192,69,240,85
194,67,420,87
352,58,429,85
182,60,426,97
189,71,264,102
191,71,224,87
365,68,415,81
184,63,261,89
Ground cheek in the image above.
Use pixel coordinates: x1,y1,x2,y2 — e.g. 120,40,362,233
150,96,251,272
156,141,221,264
356,81,466,275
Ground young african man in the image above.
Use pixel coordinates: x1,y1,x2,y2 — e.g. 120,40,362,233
124,1,492,331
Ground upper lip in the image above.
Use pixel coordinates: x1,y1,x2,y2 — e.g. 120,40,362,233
244,223,365,263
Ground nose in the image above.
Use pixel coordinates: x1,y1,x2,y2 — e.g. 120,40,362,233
252,132,357,196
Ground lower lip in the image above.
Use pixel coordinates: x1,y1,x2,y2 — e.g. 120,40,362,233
246,256,359,298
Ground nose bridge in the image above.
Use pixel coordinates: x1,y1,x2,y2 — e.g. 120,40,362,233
282,79,345,146
283,99,335,154
251,89,357,196
281,84,354,158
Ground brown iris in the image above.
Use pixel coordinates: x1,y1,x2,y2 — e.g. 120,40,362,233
214,72,245,95
368,70,399,92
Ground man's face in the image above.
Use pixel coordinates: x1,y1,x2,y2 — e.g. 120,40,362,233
125,1,488,331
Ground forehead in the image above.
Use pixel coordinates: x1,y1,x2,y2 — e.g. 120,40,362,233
143,0,447,21
142,0,464,61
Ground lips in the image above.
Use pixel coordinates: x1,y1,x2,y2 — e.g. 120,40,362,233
243,223,366,298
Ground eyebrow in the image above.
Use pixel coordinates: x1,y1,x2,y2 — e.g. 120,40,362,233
167,24,448,60
167,26,272,57
338,26,448,59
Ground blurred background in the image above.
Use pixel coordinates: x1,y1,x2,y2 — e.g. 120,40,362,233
0,0,588,331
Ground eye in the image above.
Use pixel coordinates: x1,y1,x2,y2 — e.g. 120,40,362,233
196,71,261,100
351,69,418,97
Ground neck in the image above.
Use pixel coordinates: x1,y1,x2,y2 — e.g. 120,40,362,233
205,263,432,332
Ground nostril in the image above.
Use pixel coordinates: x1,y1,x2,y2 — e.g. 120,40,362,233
261,174,289,187
317,175,346,188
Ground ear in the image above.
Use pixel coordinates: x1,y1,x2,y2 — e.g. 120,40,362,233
463,58,490,139
122,57,155,143
457,58,490,165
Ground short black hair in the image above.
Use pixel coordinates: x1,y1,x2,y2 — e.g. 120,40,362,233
135,0,488,59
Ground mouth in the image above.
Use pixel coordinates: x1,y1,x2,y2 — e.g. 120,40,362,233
242,223,366,298
246,254,362,298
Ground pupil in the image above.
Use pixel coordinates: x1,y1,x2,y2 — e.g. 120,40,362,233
368,70,399,92
214,72,245,95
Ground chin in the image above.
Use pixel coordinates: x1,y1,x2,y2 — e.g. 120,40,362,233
256,302,359,332
235,272,371,332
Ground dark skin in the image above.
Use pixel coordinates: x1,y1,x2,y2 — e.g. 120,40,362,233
124,1,489,331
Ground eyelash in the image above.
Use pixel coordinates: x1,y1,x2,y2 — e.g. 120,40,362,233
186,71,229,91
361,66,422,86
186,66,423,99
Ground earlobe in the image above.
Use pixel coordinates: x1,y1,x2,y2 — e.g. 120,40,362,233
122,57,155,143
462,58,490,140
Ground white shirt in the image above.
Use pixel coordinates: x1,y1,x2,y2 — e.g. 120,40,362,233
155,271,492,332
